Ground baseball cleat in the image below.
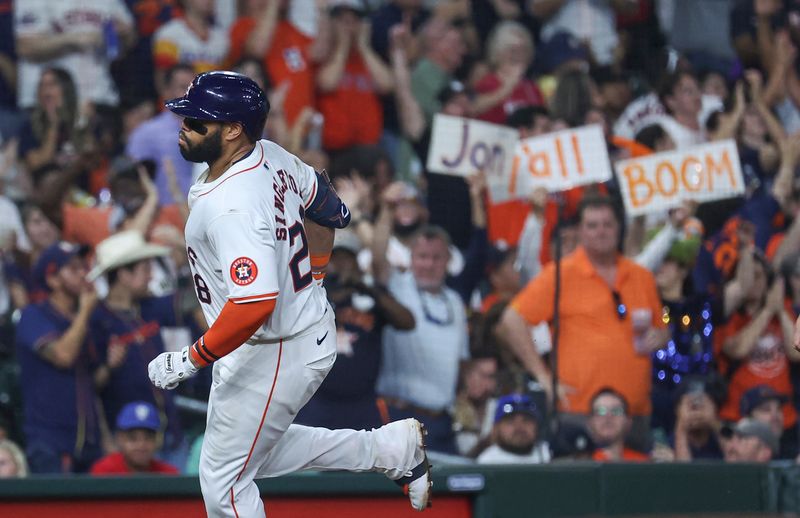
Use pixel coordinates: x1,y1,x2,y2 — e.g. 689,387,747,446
394,419,432,511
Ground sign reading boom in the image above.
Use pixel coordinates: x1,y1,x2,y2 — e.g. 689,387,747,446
616,140,744,216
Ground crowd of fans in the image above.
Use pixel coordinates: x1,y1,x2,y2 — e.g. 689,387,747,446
1,0,800,477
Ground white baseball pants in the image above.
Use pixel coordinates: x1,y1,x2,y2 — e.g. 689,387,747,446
199,314,415,517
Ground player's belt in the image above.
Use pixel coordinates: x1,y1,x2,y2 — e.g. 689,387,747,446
381,397,447,419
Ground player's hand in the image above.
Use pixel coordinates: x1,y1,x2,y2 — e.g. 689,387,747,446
148,346,199,390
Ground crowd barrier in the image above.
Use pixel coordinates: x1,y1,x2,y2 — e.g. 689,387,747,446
1,462,797,517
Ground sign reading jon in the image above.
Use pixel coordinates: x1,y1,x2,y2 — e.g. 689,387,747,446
509,125,612,198
616,140,744,217
426,113,518,182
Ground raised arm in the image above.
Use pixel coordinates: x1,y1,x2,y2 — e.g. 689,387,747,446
357,22,394,94
390,24,426,141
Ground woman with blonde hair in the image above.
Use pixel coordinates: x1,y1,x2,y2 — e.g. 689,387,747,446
473,21,544,124
0,439,29,478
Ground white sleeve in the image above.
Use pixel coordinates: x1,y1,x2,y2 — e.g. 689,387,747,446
14,0,50,35
292,154,319,209
207,212,280,303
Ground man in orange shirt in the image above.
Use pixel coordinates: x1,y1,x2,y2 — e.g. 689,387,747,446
588,389,649,462
498,195,668,450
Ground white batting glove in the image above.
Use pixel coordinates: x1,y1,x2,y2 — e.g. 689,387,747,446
148,346,199,390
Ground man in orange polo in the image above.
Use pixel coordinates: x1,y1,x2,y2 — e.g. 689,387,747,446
499,195,668,450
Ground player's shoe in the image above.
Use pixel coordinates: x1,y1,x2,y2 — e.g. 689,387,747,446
393,418,432,511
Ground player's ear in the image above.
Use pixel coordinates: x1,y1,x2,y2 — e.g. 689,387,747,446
224,122,245,142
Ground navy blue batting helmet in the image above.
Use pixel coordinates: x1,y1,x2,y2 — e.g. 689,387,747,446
165,71,269,141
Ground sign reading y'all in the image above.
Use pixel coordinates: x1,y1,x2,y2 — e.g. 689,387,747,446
509,125,612,199
427,116,613,203
616,140,744,217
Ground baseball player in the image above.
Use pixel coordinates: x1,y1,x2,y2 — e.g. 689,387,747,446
147,71,431,517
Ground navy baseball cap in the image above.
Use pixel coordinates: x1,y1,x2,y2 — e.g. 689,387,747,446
740,385,789,416
33,241,87,290
535,32,588,74
494,394,540,424
116,401,161,432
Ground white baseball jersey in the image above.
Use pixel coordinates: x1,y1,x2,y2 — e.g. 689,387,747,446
184,140,328,340
14,0,133,107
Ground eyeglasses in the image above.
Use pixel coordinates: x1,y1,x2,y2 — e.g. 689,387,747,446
184,117,211,135
611,290,627,321
592,405,625,417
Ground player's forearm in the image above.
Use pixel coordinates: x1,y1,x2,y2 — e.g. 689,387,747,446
189,299,276,367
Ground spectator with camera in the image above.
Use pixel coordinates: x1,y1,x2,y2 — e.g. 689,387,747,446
295,230,415,431
476,393,550,464
670,377,726,461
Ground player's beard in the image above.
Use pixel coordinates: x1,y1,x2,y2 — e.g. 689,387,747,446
180,128,223,163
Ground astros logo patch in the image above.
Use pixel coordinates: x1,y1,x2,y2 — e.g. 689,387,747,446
230,257,258,286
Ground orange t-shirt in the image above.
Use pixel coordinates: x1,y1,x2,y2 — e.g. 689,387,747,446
592,447,650,462
63,204,185,248
510,247,665,416
317,52,382,151
714,309,797,427
487,200,529,247
227,17,314,125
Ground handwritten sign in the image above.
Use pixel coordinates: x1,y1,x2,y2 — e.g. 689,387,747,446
507,125,612,200
426,114,518,181
616,140,744,216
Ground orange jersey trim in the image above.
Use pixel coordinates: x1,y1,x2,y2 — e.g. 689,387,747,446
230,292,279,303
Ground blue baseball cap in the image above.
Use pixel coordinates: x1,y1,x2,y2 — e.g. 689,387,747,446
536,32,588,74
494,394,540,424
33,241,87,291
740,385,789,416
116,401,161,432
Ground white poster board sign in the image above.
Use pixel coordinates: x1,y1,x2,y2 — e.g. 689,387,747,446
616,140,745,216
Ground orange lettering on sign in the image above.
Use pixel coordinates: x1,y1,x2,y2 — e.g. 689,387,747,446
509,154,521,195
622,164,653,208
571,133,584,175
555,138,567,178
680,156,703,193
526,148,551,178
706,150,736,190
655,162,678,197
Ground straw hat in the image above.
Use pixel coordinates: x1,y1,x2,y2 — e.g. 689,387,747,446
87,230,170,281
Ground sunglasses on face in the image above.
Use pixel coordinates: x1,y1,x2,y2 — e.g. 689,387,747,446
184,117,211,135
593,405,625,417
611,290,627,321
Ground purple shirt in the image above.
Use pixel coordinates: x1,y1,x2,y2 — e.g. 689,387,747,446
126,110,193,205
